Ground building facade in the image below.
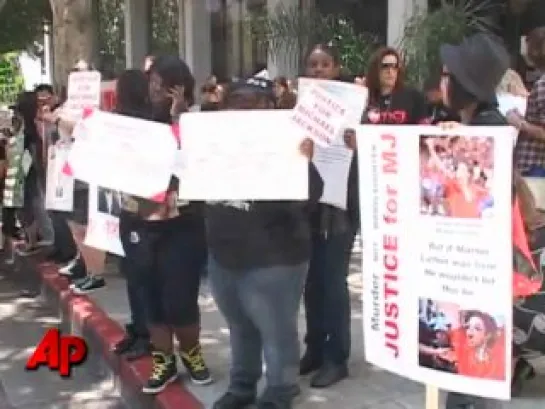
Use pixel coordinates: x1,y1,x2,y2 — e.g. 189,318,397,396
123,0,545,86
124,0,430,85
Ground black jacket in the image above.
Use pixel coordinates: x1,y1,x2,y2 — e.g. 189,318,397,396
205,163,324,270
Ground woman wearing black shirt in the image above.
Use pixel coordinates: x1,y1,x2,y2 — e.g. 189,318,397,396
363,47,428,126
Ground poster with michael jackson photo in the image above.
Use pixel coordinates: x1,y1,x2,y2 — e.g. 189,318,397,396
357,124,517,400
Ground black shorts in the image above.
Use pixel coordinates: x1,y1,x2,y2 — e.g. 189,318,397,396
119,212,207,327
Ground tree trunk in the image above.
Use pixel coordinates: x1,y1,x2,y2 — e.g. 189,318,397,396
49,0,98,89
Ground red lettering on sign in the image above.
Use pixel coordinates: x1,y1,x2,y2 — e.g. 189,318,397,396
25,328,88,377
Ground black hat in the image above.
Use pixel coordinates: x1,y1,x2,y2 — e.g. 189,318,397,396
440,33,510,102
229,76,275,102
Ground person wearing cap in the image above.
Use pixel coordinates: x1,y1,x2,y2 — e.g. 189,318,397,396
206,77,323,409
437,32,543,407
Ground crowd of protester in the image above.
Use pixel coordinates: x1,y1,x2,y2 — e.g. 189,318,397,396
0,25,544,409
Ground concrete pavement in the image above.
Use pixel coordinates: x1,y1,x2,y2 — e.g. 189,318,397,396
83,242,545,409
0,272,123,409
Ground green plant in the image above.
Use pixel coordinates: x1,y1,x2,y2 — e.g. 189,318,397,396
247,4,378,76
401,0,498,87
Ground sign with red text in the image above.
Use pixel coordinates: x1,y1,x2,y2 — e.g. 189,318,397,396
294,78,367,209
291,84,348,146
64,71,102,120
84,184,124,256
357,125,515,400
26,328,88,377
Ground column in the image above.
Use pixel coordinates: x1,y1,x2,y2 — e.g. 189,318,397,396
182,0,212,87
266,0,300,79
124,0,151,69
387,0,427,47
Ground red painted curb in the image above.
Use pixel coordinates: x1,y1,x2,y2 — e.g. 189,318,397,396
36,262,203,409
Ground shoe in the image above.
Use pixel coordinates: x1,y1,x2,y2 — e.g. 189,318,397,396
69,276,89,289
212,392,255,409
257,388,293,409
124,337,151,361
58,254,80,276
71,275,106,294
180,344,213,385
113,324,137,354
299,350,322,375
310,362,348,388
142,351,179,394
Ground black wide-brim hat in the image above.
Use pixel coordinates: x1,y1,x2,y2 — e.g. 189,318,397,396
440,33,510,102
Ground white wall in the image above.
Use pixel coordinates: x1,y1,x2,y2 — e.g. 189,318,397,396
387,0,427,47
124,0,151,69
179,0,212,87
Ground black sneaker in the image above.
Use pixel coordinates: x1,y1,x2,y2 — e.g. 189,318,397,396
142,351,178,394
212,392,255,409
58,254,80,276
180,344,213,385
71,276,106,295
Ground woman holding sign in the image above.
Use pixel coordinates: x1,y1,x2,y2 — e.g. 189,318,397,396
119,56,212,394
206,78,323,409
436,32,543,408
300,44,361,388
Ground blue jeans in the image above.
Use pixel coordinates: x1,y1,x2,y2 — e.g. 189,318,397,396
304,229,356,364
208,256,308,398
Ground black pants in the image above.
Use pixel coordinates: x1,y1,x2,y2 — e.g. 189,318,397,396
119,212,206,327
304,228,357,364
49,211,87,279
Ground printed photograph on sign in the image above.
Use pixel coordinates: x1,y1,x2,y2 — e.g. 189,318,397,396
97,187,122,217
419,135,494,219
418,298,506,381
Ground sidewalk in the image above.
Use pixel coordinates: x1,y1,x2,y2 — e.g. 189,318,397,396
34,244,545,409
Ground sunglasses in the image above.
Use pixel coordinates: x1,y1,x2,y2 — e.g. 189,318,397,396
381,62,399,70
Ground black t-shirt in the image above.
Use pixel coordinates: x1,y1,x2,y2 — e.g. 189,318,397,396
364,87,428,125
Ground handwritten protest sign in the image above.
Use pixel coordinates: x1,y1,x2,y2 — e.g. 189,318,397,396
65,110,178,201
63,71,102,120
294,79,368,208
358,125,515,400
177,110,308,201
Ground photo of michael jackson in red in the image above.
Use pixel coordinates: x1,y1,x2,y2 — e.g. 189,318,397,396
418,298,506,381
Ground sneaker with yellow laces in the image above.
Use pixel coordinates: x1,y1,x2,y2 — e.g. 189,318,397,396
142,351,179,394
180,344,213,385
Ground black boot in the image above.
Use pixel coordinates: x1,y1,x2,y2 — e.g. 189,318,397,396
113,324,137,354
310,362,348,388
299,350,322,375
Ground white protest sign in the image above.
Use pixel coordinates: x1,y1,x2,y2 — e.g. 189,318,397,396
64,71,102,120
65,110,178,201
291,84,349,146
84,185,124,256
178,110,308,201
45,142,74,211
296,79,368,209
358,125,515,400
